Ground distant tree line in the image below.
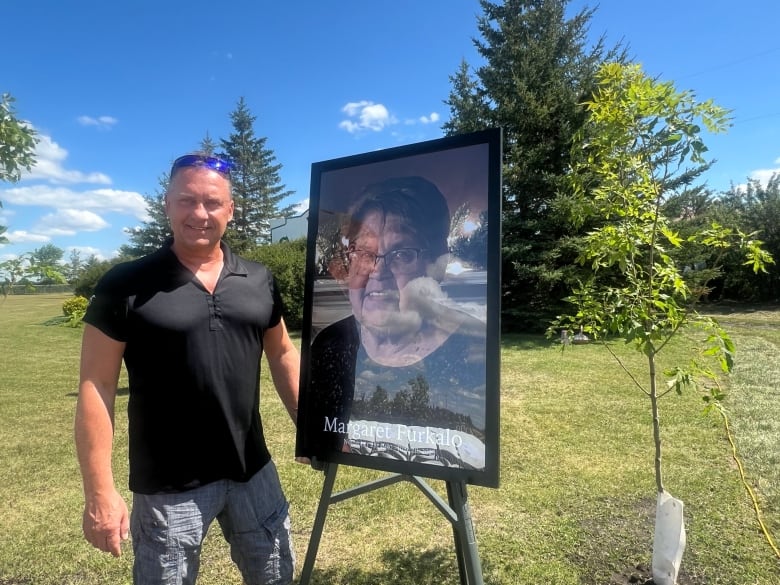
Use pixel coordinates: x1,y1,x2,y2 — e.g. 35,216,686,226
352,374,483,438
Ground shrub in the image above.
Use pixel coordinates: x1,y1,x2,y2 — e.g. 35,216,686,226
61,295,89,327
246,238,306,330
62,295,88,317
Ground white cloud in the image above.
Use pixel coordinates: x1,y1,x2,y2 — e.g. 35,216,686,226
1,185,149,221
37,209,110,236
77,115,118,130
339,101,397,133
750,168,779,185
292,199,309,214
68,245,103,256
22,133,111,184
66,245,107,261
1,127,148,259
34,133,66,162
90,189,150,219
419,112,440,124
4,230,51,244
747,158,780,186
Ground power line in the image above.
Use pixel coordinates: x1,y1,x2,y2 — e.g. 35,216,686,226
734,112,780,125
677,46,780,81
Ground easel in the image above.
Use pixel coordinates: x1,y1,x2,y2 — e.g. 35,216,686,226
297,461,484,585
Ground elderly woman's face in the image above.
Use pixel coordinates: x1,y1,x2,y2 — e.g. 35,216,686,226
347,210,430,325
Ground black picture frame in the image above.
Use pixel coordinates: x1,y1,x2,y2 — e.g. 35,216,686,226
295,128,501,488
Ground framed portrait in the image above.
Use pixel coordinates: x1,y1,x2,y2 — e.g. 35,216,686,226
295,128,501,488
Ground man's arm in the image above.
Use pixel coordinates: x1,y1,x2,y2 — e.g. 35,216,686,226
263,317,300,425
74,323,129,557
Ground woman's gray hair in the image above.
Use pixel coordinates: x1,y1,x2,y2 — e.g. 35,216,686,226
344,176,450,258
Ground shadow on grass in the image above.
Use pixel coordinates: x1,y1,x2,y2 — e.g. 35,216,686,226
696,300,780,315
501,333,555,351
41,316,73,326
0,577,34,585
302,545,499,585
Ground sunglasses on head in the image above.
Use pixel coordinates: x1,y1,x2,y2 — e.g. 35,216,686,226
170,154,233,179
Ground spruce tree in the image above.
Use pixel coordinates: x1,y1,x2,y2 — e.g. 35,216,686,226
120,175,171,258
219,97,295,253
200,132,217,155
443,0,624,330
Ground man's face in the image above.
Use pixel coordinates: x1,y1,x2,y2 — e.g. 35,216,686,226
165,167,234,253
347,211,429,329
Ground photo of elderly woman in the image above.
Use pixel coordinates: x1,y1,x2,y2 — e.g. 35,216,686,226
303,166,489,472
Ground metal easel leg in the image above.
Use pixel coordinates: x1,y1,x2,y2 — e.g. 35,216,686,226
297,462,338,585
447,480,484,585
298,467,484,585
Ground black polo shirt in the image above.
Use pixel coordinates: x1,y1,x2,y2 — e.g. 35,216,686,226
83,240,282,494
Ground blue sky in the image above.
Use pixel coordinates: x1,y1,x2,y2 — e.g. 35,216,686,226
2,0,778,262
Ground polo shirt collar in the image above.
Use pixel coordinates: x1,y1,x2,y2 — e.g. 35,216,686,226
220,240,249,277
160,238,248,278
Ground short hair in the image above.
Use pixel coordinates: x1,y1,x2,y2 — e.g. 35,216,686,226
344,176,450,258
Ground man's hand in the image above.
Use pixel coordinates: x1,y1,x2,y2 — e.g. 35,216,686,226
82,489,130,557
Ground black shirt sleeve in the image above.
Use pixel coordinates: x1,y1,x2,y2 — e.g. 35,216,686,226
82,266,130,342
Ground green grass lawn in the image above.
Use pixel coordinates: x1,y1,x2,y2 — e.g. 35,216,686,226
0,294,777,584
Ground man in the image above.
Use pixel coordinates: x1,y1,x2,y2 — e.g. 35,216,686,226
75,153,300,584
